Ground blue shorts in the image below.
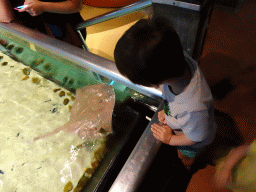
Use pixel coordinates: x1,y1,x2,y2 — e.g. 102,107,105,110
177,145,204,158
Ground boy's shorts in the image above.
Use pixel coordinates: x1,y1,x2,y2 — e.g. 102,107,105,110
177,146,204,158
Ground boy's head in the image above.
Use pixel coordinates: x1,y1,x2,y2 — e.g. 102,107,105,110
114,17,187,87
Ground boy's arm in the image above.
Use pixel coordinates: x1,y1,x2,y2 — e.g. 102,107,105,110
151,123,196,146
169,134,196,146
20,0,82,16
0,0,15,23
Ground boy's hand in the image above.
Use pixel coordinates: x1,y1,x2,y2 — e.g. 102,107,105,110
158,110,167,124
151,123,173,144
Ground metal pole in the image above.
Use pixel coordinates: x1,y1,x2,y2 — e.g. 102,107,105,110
77,29,89,51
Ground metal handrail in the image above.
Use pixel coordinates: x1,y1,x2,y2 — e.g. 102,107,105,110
0,22,163,101
76,0,152,30
76,0,153,49
109,102,163,192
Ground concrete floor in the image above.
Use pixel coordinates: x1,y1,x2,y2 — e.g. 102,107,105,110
138,0,256,191
202,0,256,139
188,0,256,191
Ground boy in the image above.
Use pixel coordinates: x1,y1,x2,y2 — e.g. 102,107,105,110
114,17,217,170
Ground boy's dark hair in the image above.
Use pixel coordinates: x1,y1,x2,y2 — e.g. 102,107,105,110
114,17,187,86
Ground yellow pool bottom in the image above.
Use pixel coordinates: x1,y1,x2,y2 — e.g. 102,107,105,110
80,4,149,61
0,53,106,192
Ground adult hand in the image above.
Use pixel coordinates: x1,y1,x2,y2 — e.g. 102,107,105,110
19,0,45,16
158,110,167,124
215,167,233,189
22,0,82,15
151,123,173,144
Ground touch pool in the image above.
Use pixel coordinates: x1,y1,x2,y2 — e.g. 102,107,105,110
0,22,162,192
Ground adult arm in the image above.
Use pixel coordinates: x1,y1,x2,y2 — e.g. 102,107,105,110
20,0,82,16
0,0,15,23
215,143,250,189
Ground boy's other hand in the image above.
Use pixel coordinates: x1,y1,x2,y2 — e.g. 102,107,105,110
158,110,167,124
151,123,173,144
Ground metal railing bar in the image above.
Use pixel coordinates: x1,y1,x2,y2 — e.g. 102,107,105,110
76,0,152,30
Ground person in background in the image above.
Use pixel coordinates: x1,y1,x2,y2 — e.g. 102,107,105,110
114,17,217,170
215,140,256,191
0,0,16,23
0,0,86,48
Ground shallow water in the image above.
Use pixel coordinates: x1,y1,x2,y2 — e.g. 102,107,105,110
0,52,107,192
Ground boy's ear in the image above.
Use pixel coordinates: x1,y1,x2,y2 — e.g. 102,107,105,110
162,79,172,85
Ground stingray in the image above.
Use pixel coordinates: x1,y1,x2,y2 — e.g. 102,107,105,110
33,84,115,141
